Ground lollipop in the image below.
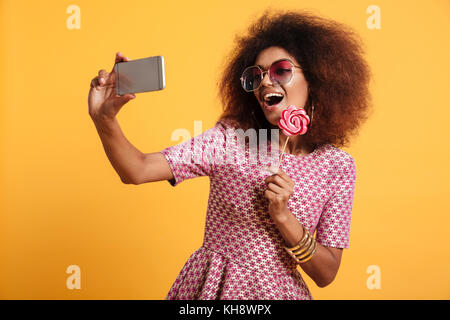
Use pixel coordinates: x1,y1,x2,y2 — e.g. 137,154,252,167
276,105,310,171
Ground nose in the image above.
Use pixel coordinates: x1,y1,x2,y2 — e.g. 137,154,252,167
260,71,274,87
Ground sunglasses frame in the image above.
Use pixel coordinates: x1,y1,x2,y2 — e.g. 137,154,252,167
240,58,303,92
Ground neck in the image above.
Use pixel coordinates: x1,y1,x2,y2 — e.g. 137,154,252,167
279,134,305,155
268,124,311,156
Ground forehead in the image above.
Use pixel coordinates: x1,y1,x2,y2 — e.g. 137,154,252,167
254,46,298,68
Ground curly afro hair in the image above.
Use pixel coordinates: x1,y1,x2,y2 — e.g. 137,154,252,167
215,8,373,151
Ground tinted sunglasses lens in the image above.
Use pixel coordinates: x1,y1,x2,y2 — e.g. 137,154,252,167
242,67,261,91
270,60,293,84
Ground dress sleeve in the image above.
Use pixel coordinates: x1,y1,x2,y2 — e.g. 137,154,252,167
315,157,357,249
159,121,227,187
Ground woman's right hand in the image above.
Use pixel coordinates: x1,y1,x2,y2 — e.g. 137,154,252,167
88,52,137,121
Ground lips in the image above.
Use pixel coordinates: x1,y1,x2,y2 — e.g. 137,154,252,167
263,95,286,111
260,90,284,102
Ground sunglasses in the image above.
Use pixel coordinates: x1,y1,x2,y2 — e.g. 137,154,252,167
240,58,302,92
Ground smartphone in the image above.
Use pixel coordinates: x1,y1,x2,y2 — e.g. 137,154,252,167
114,55,165,95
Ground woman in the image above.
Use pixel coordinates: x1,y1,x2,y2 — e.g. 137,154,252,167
88,9,371,300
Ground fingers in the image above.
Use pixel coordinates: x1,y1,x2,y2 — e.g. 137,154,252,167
265,173,292,191
98,69,108,77
115,52,127,63
94,68,116,88
112,51,130,73
96,69,108,86
90,76,110,90
276,168,288,179
266,167,294,187
116,93,136,102
90,76,100,89
264,188,277,200
266,180,292,198
90,52,131,90
273,167,292,183
266,181,284,194
264,188,290,203
90,75,107,90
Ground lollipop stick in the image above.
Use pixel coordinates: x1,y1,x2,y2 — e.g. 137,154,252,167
276,136,289,172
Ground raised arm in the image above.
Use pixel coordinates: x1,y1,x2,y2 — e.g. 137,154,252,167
88,52,173,185
91,116,174,185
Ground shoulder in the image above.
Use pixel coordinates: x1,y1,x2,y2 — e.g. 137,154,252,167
190,119,238,147
213,118,242,138
198,119,234,139
317,144,356,175
215,118,239,131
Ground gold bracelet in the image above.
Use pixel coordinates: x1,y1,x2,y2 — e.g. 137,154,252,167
285,224,311,254
291,235,313,257
288,224,309,251
284,224,317,264
296,237,316,260
297,239,317,260
297,240,318,263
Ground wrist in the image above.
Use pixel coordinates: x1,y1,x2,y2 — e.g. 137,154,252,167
91,113,118,135
91,111,116,124
271,207,291,225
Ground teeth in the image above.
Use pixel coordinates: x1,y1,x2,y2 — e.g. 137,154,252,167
263,92,284,101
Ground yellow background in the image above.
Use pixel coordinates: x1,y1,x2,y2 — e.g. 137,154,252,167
1,0,449,299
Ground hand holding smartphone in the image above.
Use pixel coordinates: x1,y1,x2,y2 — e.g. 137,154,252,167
88,52,166,122
114,55,166,96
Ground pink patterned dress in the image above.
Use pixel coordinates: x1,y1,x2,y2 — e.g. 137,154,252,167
160,119,356,300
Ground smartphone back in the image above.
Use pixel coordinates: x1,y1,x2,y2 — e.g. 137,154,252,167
115,55,165,95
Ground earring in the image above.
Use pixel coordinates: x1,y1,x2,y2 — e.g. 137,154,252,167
307,93,314,126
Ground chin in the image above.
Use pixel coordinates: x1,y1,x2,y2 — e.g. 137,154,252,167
261,111,280,127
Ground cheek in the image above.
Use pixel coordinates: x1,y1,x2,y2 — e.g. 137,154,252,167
285,78,309,99
254,91,262,104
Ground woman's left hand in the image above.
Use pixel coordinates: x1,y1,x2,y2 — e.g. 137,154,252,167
263,166,295,221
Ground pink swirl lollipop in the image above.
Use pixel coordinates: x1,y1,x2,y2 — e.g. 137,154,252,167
278,105,310,136
274,105,311,172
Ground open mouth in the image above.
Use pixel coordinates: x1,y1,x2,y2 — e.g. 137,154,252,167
263,93,285,109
